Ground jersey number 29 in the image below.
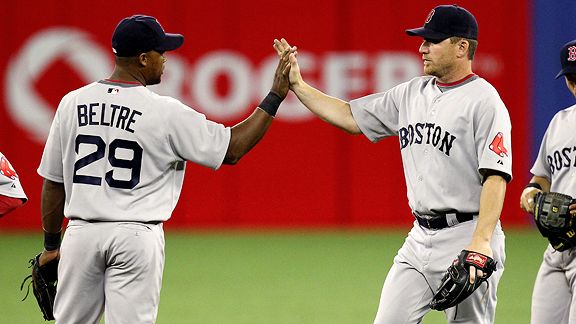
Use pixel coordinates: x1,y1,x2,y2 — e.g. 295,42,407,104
73,134,143,189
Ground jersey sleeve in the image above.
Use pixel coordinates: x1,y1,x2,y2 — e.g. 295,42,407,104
163,99,231,170
37,103,65,183
530,121,553,180
475,94,513,182
349,86,403,142
0,152,27,200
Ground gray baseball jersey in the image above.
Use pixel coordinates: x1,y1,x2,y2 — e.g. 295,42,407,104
37,79,230,323
350,74,511,323
38,80,230,222
0,152,27,200
530,104,576,324
351,75,512,215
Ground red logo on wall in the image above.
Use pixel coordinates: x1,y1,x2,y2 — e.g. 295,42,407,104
425,9,435,24
489,132,508,157
0,157,18,180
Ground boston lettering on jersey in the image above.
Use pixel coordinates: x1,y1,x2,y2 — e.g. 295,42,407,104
77,103,142,133
398,123,456,156
547,146,576,175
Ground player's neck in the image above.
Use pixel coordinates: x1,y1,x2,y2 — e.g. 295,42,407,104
109,66,146,86
435,62,473,84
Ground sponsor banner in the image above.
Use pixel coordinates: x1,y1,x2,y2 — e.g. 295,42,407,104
0,0,530,229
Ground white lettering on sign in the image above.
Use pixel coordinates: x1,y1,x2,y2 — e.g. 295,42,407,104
6,28,111,142
5,27,506,144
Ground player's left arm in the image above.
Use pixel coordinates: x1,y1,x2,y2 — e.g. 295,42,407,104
465,172,506,283
223,46,292,165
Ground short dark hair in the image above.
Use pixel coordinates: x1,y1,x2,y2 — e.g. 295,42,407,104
450,37,477,60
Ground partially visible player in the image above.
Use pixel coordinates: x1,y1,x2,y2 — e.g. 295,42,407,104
276,4,510,324
520,39,576,324
0,152,27,217
36,15,292,323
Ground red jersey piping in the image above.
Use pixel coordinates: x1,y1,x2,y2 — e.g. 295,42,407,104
436,74,476,87
104,79,142,85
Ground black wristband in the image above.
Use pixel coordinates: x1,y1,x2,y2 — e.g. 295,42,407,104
525,182,542,190
44,230,62,251
258,91,283,117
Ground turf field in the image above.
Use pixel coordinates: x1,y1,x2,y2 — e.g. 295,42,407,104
0,229,543,323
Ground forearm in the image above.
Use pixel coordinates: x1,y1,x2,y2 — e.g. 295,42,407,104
223,109,273,165
527,176,551,192
41,179,65,234
292,81,361,134
471,175,507,245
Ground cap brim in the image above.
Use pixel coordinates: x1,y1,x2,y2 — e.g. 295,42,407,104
555,66,576,79
406,27,450,42
155,33,184,52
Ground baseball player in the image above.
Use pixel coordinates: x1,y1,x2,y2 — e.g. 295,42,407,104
0,152,27,216
275,4,511,324
36,15,292,323
520,39,576,324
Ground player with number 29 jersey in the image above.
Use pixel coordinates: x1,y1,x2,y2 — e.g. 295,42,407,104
38,80,230,223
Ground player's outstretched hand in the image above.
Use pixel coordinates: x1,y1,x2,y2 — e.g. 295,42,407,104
270,41,294,99
273,38,302,90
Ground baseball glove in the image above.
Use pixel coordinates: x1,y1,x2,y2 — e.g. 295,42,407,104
429,250,497,311
20,253,58,321
533,191,576,251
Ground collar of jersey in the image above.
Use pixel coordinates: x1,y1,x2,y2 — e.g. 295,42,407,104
435,73,477,87
435,74,478,93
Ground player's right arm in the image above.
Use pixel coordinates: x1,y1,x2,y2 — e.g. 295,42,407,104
38,179,65,266
520,176,551,214
222,45,293,165
274,39,362,135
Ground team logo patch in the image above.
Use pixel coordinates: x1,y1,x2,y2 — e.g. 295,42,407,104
465,252,487,267
489,132,508,157
425,9,435,24
568,46,576,62
0,156,18,180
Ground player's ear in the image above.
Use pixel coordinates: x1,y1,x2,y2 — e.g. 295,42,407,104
456,39,469,59
138,53,148,67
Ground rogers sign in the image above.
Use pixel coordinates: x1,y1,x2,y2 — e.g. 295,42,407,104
5,27,502,144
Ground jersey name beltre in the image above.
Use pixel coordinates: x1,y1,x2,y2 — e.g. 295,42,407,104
398,122,456,156
77,103,142,133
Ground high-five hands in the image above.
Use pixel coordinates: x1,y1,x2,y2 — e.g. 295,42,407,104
273,38,302,89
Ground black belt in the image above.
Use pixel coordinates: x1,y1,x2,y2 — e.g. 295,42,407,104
414,212,477,230
69,217,162,225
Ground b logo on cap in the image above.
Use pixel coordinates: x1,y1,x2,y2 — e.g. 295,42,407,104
425,9,435,24
568,46,576,62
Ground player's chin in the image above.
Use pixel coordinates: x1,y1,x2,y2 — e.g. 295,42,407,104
423,66,438,77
